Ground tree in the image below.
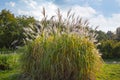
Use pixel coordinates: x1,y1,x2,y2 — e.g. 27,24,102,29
113,42,120,58
0,9,36,49
0,9,18,49
98,40,115,58
116,27,120,41
16,15,36,46
106,31,115,40
96,30,109,41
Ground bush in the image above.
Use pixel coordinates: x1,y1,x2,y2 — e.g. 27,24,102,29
113,42,120,58
0,54,10,70
98,40,115,59
0,54,19,70
21,34,103,80
98,40,120,59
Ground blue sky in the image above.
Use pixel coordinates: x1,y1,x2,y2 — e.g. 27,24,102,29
0,0,120,32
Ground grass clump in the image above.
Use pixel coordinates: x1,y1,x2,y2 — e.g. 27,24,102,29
21,34,102,80
21,8,103,80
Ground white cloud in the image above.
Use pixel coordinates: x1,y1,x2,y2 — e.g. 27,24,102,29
71,5,97,18
64,0,103,5
64,0,103,2
22,0,37,9
90,14,120,32
17,1,58,20
18,0,97,19
16,0,120,32
6,1,15,7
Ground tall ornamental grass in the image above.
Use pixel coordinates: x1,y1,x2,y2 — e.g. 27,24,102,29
21,34,102,80
21,8,103,80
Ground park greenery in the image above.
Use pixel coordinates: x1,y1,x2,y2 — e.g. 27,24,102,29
0,9,120,80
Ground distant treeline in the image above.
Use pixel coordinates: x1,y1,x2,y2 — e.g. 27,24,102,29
96,29,120,59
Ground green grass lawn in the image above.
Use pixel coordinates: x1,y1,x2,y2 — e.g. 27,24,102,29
0,53,120,80
97,63,120,80
0,69,20,80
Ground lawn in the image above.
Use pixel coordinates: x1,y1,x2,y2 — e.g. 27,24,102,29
0,69,20,80
97,63,120,80
0,53,120,80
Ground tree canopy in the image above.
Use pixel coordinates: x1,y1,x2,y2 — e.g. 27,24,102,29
0,9,35,49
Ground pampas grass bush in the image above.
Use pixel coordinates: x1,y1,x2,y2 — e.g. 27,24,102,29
22,34,102,80
21,8,103,80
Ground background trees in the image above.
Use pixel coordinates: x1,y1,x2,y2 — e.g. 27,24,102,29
96,30,109,41
96,28,120,59
0,9,35,49
116,27,120,41
0,9,18,49
15,16,35,47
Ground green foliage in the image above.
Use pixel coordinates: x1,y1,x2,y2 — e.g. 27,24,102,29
98,40,120,59
95,30,119,42
0,9,35,49
0,53,21,80
116,27,120,41
0,9,18,48
0,53,20,70
97,63,120,80
0,69,20,80
113,42,120,58
16,15,36,43
98,40,115,58
106,31,115,40
96,30,109,41
0,54,10,70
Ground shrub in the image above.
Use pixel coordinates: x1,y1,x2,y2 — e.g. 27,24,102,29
0,54,19,70
98,40,115,59
0,54,10,70
98,40,120,59
113,42,120,58
98,40,115,58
